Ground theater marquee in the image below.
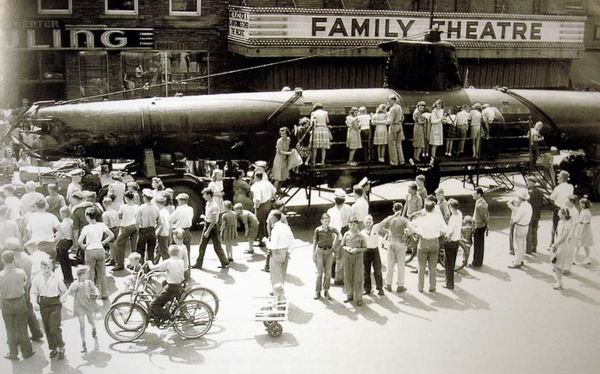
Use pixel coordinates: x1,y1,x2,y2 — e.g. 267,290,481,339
228,6,585,58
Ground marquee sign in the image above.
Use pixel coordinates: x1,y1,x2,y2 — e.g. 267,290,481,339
228,6,585,49
1,20,155,50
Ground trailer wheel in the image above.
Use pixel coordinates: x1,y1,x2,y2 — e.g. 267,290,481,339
267,322,282,338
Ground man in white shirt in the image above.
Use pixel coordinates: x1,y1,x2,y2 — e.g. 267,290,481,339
468,103,483,158
508,190,533,269
550,170,574,244
351,185,369,229
194,188,229,270
25,199,59,260
20,181,45,216
268,211,294,301
327,189,353,285
169,193,194,261
356,106,372,162
2,184,22,221
147,245,185,321
409,201,448,292
443,199,462,289
361,215,383,295
455,104,470,156
107,171,126,211
251,172,277,246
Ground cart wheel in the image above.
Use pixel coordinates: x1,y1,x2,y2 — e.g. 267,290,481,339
263,321,271,328
268,322,283,338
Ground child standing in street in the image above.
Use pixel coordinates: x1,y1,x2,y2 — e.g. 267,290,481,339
312,212,339,300
171,228,190,280
576,197,593,265
460,215,474,267
56,207,74,284
102,197,119,266
220,200,237,262
65,266,100,353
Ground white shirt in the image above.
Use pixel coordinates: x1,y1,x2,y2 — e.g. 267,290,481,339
351,197,369,222
469,110,482,127
513,201,533,226
550,182,574,209
456,110,469,127
251,180,276,206
409,212,448,240
67,182,82,203
109,181,126,207
361,226,379,249
356,114,371,131
157,258,185,284
445,211,463,241
31,271,66,305
5,196,22,220
157,208,170,237
119,204,139,226
311,109,329,126
80,222,110,250
482,107,496,124
268,221,294,251
169,204,194,229
327,204,352,233
174,244,189,269
26,212,59,242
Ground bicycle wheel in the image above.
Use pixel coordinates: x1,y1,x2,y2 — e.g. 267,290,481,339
112,291,152,311
172,300,214,339
454,246,467,272
104,302,148,342
182,286,220,315
405,247,417,264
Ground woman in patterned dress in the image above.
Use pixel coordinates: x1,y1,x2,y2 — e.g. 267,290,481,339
412,101,427,162
65,266,100,352
429,99,445,159
310,103,332,166
271,127,293,191
372,104,388,163
346,107,362,165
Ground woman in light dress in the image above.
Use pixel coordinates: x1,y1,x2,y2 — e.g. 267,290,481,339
575,197,594,265
372,104,388,163
345,107,362,165
563,195,580,272
549,208,574,289
429,99,445,159
208,169,225,213
271,127,293,191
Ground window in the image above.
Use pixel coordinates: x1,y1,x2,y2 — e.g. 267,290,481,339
170,0,201,15
78,52,109,98
38,0,72,14
105,0,138,14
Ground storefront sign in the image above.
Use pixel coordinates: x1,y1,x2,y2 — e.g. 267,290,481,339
1,21,154,49
228,7,585,47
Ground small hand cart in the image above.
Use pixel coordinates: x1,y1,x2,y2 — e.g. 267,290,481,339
253,296,288,338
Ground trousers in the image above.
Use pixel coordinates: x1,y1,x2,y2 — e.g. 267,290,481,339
417,238,439,291
344,252,364,301
136,227,156,262
196,225,229,268
255,200,272,241
156,235,170,261
443,241,459,288
513,224,529,265
363,248,383,292
270,249,289,296
2,297,33,357
115,224,138,268
472,226,486,267
509,223,515,253
25,284,43,339
527,219,539,253
150,283,182,320
386,239,406,288
315,247,333,292
56,239,73,283
39,296,64,351
388,124,405,165
85,248,108,298
457,125,468,154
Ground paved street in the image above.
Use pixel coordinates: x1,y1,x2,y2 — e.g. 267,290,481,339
2,179,600,374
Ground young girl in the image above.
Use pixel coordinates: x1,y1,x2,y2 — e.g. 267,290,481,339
576,197,593,265
66,266,100,353
563,195,580,272
346,107,362,165
460,215,474,267
220,200,237,262
372,104,388,163
549,208,574,289
56,206,74,284
208,169,225,213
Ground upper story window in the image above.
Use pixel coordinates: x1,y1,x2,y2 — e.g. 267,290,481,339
105,0,138,15
38,0,72,14
170,0,201,16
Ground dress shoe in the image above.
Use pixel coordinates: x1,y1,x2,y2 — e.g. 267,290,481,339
218,264,229,269
228,258,234,262
22,351,35,359
363,290,371,295
443,285,454,290
191,264,203,270
92,328,97,338
552,283,563,290
49,350,58,358
356,300,363,306
429,288,436,293
333,281,344,286
396,286,407,293
313,292,320,300
343,297,353,303
508,264,522,269
323,291,331,300
377,289,384,296
384,284,392,292
410,269,418,274
4,354,19,361
31,334,43,342
261,268,270,273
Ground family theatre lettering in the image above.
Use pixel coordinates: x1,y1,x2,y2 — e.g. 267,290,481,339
1,23,155,49
312,17,543,41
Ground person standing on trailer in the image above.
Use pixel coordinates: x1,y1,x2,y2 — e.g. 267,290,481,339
429,99,445,160
346,107,361,166
271,127,293,192
372,104,389,163
386,96,405,165
412,101,427,162
455,104,470,157
356,106,372,162
469,103,483,159
309,103,332,166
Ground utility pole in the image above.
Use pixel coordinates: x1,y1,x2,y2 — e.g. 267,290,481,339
429,0,435,29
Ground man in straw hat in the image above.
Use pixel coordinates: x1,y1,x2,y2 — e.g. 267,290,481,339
508,189,532,269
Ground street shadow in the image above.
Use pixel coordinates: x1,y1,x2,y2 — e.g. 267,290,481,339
372,295,401,314
453,287,491,311
254,332,299,348
455,268,480,280
521,265,555,284
9,351,50,374
288,302,314,325
397,292,437,312
76,340,112,371
285,273,305,287
355,301,388,325
200,268,235,285
524,252,552,264
427,291,470,311
567,272,600,292
228,261,249,272
104,276,119,296
321,298,359,321
245,253,267,263
560,288,600,307
48,357,84,374
475,265,511,282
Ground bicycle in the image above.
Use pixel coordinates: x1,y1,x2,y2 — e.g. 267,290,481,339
104,268,214,342
112,265,220,315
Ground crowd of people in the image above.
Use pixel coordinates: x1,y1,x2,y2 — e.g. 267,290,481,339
0,153,595,360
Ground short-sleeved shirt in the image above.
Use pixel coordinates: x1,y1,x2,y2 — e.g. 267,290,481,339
56,217,73,241
351,197,369,223
46,194,66,218
0,267,27,299
0,219,20,248
80,222,110,250
137,203,159,228
119,204,138,227
102,209,119,229
403,194,423,218
26,212,59,242
456,110,469,127
342,230,367,251
314,226,339,249
469,110,482,127
204,200,220,224
157,258,185,284
357,114,372,131
381,214,409,240
361,226,379,249
170,204,194,229
157,208,171,237
387,103,404,124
